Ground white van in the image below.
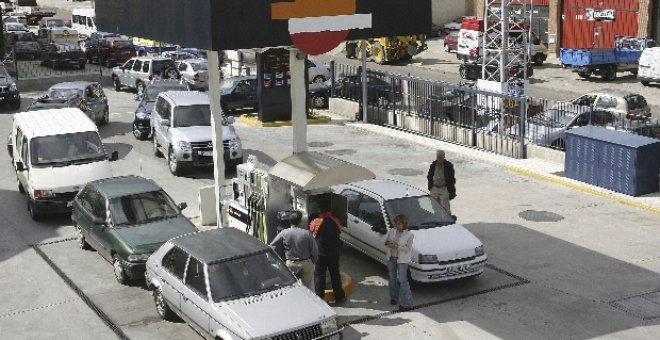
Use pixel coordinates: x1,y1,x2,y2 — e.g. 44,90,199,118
71,8,96,38
638,47,660,86
8,108,117,220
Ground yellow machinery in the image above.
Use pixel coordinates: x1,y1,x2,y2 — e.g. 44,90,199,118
345,35,427,64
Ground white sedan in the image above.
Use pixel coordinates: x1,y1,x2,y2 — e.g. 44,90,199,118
334,179,487,283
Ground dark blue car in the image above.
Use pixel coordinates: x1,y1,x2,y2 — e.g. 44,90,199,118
133,80,188,140
219,76,258,112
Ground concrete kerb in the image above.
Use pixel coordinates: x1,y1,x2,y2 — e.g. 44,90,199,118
17,74,113,92
345,122,660,214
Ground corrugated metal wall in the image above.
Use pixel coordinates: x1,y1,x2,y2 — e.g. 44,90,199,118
562,0,639,48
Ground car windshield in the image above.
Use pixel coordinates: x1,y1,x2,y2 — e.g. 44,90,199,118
190,62,208,71
109,190,180,226
113,40,133,48
47,88,82,98
47,19,64,27
173,105,211,127
219,79,238,92
208,251,297,302
16,33,35,42
30,131,105,167
144,85,186,102
384,196,455,230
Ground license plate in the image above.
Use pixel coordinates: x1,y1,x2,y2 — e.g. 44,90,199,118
199,151,213,156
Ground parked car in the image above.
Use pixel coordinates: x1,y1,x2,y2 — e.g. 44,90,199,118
179,47,208,60
176,59,209,91
443,31,459,52
82,31,120,49
162,50,198,61
218,75,258,112
40,43,86,69
334,179,487,282
12,32,40,60
459,58,534,81
524,104,616,149
112,56,180,94
132,80,188,140
308,79,331,109
307,57,331,83
27,82,109,125
71,175,197,284
336,72,399,107
145,227,343,339
151,91,243,175
443,16,466,34
570,89,651,121
4,22,29,33
0,64,21,109
85,37,136,67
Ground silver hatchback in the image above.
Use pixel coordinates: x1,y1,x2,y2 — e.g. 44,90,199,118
145,228,342,340
176,59,209,91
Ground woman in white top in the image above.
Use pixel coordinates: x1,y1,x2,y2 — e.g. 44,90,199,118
385,214,414,311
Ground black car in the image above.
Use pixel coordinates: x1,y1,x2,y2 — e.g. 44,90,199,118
335,72,398,107
218,76,258,112
0,64,21,110
28,82,109,125
12,32,40,60
459,59,534,81
308,79,332,109
133,80,188,140
40,43,86,69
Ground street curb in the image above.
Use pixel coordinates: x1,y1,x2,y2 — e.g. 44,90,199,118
506,165,660,215
238,114,332,127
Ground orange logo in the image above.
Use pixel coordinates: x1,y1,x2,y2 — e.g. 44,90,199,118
271,0,372,55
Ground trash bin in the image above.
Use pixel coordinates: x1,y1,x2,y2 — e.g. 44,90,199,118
565,126,660,196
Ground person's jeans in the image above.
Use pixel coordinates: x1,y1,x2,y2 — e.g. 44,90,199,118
314,255,345,301
388,257,413,308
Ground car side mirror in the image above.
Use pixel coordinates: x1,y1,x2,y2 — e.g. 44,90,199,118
15,161,24,171
161,119,170,127
109,151,118,161
177,202,188,211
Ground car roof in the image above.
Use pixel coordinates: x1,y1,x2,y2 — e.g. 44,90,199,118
89,176,163,198
14,108,97,138
160,91,209,106
343,179,427,200
585,89,643,98
169,228,269,265
49,81,95,90
133,56,175,62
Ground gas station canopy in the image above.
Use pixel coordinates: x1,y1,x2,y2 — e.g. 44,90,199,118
268,151,376,191
95,0,431,52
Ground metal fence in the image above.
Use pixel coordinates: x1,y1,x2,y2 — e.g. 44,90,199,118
330,62,660,158
4,49,105,80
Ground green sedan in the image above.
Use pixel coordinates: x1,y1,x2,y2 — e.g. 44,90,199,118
71,175,198,284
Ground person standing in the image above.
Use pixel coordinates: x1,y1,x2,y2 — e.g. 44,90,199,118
309,201,346,304
385,214,414,311
269,211,318,290
426,149,456,215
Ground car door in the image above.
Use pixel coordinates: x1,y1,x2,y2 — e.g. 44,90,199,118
86,191,114,261
181,256,211,337
160,246,188,315
338,188,361,247
353,193,388,263
153,99,172,149
15,132,30,195
129,59,143,87
85,84,106,122
72,186,99,248
118,59,134,85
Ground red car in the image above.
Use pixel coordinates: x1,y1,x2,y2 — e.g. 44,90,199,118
443,31,459,52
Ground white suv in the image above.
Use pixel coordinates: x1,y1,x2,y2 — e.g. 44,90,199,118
334,179,487,282
151,91,243,176
112,57,180,95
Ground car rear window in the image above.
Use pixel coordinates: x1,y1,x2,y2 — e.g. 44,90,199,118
153,60,177,74
626,96,647,110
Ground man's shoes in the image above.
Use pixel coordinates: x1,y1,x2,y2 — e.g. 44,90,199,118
397,305,413,312
390,299,398,305
334,297,347,305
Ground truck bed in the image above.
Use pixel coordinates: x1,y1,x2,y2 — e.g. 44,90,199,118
560,48,642,66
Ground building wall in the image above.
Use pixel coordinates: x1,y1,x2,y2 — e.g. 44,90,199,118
431,0,470,26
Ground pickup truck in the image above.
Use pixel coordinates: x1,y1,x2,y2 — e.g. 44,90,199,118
560,36,657,81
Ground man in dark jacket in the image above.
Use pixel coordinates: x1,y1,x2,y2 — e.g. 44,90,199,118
427,149,456,214
309,200,346,304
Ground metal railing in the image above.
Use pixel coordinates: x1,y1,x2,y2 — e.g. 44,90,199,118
4,48,105,80
330,62,660,158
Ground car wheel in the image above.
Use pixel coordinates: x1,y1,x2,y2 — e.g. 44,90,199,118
312,75,325,84
443,44,449,52
578,71,591,79
153,137,162,157
164,68,178,80
372,42,385,65
99,108,109,126
168,148,184,176
113,77,122,91
603,65,617,81
113,254,129,285
76,224,90,250
153,288,175,320
311,94,328,109
135,81,145,95
27,199,41,221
